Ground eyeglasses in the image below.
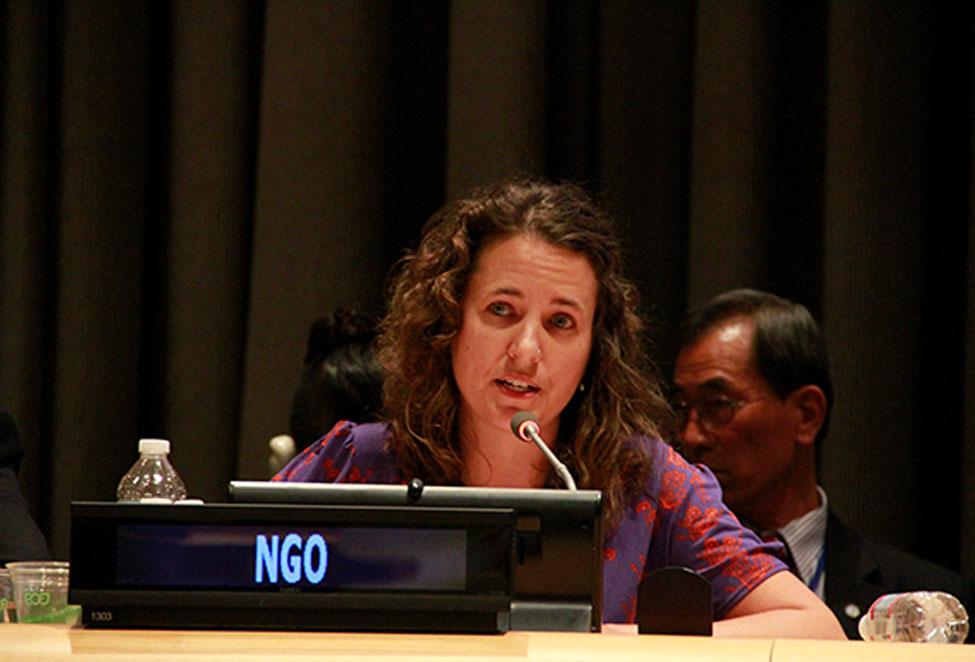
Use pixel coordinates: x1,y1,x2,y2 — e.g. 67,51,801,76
672,393,776,431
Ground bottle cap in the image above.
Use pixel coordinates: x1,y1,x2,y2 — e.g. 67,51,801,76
138,438,171,454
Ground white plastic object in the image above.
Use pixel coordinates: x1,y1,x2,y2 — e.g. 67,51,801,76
858,591,969,643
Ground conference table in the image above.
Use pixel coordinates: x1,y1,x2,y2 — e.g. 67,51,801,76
3,625,975,661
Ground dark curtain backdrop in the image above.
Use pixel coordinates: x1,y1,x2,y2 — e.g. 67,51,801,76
2,1,973,579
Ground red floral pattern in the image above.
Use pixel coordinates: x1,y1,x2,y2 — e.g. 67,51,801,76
658,468,688,511
635,499,657,529
676,505,721,542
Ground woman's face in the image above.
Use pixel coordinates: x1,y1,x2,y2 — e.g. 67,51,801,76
451,233,598,445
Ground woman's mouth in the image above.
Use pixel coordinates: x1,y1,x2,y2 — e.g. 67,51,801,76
496,378,539,395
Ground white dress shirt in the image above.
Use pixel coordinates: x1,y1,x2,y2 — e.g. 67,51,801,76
778,486,829,598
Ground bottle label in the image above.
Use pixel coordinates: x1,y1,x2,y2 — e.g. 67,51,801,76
869,593,904,616
863,592,908,641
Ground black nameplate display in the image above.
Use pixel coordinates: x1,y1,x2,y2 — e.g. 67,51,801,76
69,502,515,633
228,481,604,632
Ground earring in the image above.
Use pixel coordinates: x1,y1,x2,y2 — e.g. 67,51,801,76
578,382,585,393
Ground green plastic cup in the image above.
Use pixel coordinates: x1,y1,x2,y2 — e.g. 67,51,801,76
5,561,78,625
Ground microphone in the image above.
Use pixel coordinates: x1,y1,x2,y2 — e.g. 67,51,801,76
510,411,577,490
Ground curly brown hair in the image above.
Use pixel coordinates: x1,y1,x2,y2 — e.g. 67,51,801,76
378,177,671,529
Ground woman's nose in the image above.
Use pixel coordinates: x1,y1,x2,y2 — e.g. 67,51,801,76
506,322,542,367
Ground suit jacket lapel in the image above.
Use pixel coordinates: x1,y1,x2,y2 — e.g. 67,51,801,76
824,509,879,638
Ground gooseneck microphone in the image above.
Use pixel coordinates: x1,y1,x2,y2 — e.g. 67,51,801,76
510,411,577,490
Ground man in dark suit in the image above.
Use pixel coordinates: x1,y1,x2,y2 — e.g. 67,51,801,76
0,409,51,564
671,289,974,640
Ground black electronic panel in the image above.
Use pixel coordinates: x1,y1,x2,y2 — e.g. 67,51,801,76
229,481,603,631
69,502,514,633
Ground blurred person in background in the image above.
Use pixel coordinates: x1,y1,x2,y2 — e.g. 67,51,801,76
0,409,51,564
672,288,975,639
268,309,383,475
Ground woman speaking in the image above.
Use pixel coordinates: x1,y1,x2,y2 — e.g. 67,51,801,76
275,177,844,639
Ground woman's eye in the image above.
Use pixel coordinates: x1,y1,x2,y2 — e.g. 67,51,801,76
488,301,511,316
550,313,575,330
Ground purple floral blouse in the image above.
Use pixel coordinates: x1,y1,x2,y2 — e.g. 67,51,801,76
273,421,788,623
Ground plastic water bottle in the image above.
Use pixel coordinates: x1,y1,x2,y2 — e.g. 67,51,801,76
858,591,969,643
116,438,188,502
